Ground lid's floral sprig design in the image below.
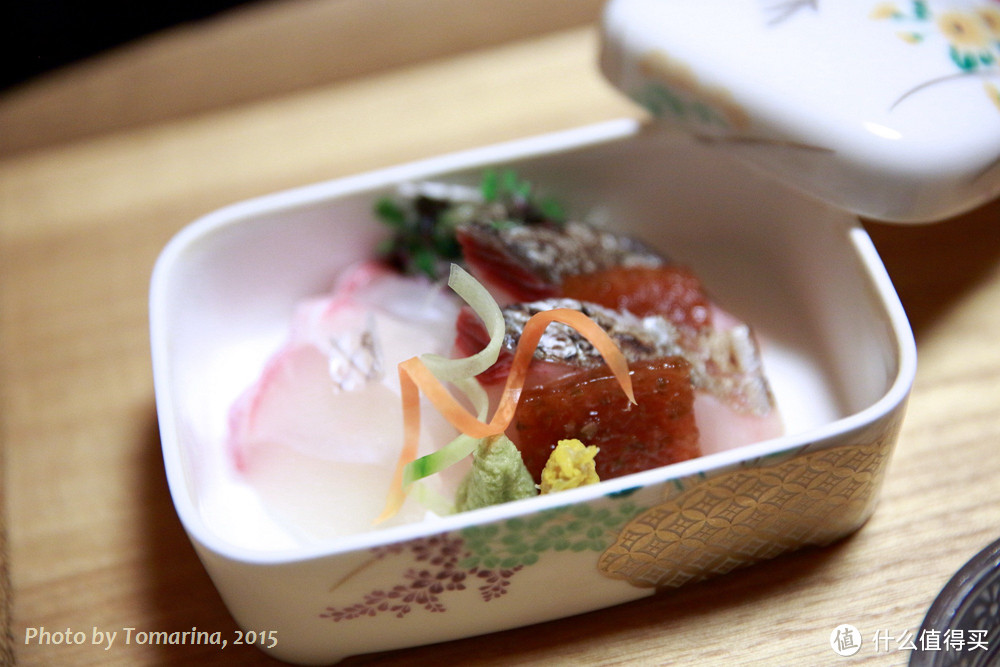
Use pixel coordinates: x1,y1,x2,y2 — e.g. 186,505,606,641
871,1,1000,110
762,0,820,26
631,48,835,155
632,50,750,133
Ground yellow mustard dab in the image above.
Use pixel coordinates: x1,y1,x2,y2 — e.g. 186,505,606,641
540,439,600,494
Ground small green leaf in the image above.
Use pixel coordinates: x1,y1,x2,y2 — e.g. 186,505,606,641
507,541,529,555
691,101,717,125
481,169,499,202
374,197,407,228
500,169,519,197
411,247,437,279
532,537,551,552
459,556,480,569
462,525,483,540
951,46,977,71
464,541,488,556
647,85,685,118
537,197,566,222
501,532,522,545
433,234,461,260
616,501,637,515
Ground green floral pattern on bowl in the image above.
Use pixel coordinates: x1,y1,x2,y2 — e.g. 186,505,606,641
321,492,646,621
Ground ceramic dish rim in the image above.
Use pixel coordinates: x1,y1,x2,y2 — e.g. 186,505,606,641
149,118,917,567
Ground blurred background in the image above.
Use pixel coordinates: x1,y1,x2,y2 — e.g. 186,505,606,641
0,0,607,156
4,0,260,89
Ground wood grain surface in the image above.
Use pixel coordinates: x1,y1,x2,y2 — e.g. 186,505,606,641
2,1,999,665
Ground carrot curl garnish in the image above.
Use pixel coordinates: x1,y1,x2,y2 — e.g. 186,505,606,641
376,266,635,523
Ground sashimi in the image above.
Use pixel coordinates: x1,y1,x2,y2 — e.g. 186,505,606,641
226,261,465,535
454,215,783,477
511,357,700,481
225,169,785,535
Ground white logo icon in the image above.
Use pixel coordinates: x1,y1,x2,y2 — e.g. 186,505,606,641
831,624,862,657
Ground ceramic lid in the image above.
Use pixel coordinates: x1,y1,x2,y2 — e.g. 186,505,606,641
599,0,1000,222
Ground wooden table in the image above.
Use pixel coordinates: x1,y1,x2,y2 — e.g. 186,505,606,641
3,1,999,664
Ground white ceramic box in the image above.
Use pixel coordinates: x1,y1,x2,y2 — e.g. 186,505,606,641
150,118,916,664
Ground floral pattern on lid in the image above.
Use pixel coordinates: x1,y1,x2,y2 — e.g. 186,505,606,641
872,0,1000,111
633,50,750,132
599,0,1000,220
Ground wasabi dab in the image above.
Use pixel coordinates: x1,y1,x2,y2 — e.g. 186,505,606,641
455,435,537,512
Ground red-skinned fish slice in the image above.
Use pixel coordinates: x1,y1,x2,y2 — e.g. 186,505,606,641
511,357,700,482
456,220,666,305
561,264,713,329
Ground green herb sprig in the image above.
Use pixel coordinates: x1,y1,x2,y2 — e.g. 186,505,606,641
374,168,565,280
